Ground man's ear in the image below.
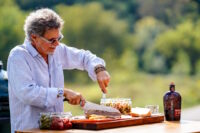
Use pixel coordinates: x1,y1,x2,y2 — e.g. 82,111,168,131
31,34,37,40
30,34,37,44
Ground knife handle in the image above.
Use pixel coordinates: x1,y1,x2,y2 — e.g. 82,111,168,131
63,98,69,101
63,98,84,107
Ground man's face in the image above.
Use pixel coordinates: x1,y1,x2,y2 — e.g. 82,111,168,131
31,28,62,56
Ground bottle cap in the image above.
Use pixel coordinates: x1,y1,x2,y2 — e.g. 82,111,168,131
169,82,175,91
169,82,175,86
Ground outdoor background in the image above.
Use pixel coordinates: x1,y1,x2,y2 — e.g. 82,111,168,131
1,0,200,116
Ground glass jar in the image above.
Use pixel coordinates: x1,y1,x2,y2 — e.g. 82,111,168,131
145,105,159,114
39,112,51,129
100,98,132,114
39,112,72,130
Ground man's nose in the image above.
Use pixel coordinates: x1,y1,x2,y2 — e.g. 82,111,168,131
52,40,59,46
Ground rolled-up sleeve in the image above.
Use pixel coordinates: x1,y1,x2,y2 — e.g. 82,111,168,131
59,44,105,81
7,53,59,109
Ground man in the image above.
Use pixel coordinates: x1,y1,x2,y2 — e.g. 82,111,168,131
7,8,110,132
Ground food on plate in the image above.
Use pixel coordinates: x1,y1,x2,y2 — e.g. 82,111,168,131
130,107,151,117
70,115,114,123
100,98,132,114
88,114,107,120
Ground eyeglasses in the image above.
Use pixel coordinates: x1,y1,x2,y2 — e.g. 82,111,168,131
39,34,64,44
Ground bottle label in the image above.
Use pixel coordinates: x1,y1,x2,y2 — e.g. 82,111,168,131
175,109,181,117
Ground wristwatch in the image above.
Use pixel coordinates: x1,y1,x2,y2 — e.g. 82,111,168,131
94,65,106,74
57,88,64,98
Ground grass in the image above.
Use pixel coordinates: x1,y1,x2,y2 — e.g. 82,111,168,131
64,71,200,116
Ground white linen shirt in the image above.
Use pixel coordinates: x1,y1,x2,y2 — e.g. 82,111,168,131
7,39,105,133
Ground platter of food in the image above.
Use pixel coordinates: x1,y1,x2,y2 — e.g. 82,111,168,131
71,114,164,130
70,106,164,130
39,98,164,130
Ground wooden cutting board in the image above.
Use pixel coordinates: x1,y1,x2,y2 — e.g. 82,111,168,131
71,115,164,130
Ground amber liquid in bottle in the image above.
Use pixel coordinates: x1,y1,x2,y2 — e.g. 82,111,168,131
163,82,181,121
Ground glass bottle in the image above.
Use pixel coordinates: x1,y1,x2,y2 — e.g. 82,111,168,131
163,82,181,121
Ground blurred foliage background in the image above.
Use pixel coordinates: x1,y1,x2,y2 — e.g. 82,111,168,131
1,0,200,115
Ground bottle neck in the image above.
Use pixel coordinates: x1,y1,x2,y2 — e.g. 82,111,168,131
170,85,175,92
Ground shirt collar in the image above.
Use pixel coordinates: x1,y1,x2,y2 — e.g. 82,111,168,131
23,38,40,57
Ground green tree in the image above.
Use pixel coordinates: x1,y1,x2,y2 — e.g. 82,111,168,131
56,3,132,57
0,1,25,67
171,50,191,75
133,17,167,71
142,46,167,73
195,59,200,76
155,20,200,74
96,0,139,31
15,0,73,10
137,0,198,26
55,3,135,82
118,49,138,72
15,0,139,31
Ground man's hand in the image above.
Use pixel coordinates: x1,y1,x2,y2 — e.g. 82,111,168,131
96,70,110,93
63,89,85,106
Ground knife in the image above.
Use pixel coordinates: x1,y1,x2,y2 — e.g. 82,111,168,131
82,101,121,118
63,98,121,118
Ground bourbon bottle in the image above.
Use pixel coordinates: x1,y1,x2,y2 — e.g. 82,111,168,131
163,82,181,121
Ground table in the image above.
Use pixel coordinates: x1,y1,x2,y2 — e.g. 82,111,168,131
16,120,200,133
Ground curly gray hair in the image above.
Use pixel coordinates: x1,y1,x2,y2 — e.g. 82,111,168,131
24,8,64,40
